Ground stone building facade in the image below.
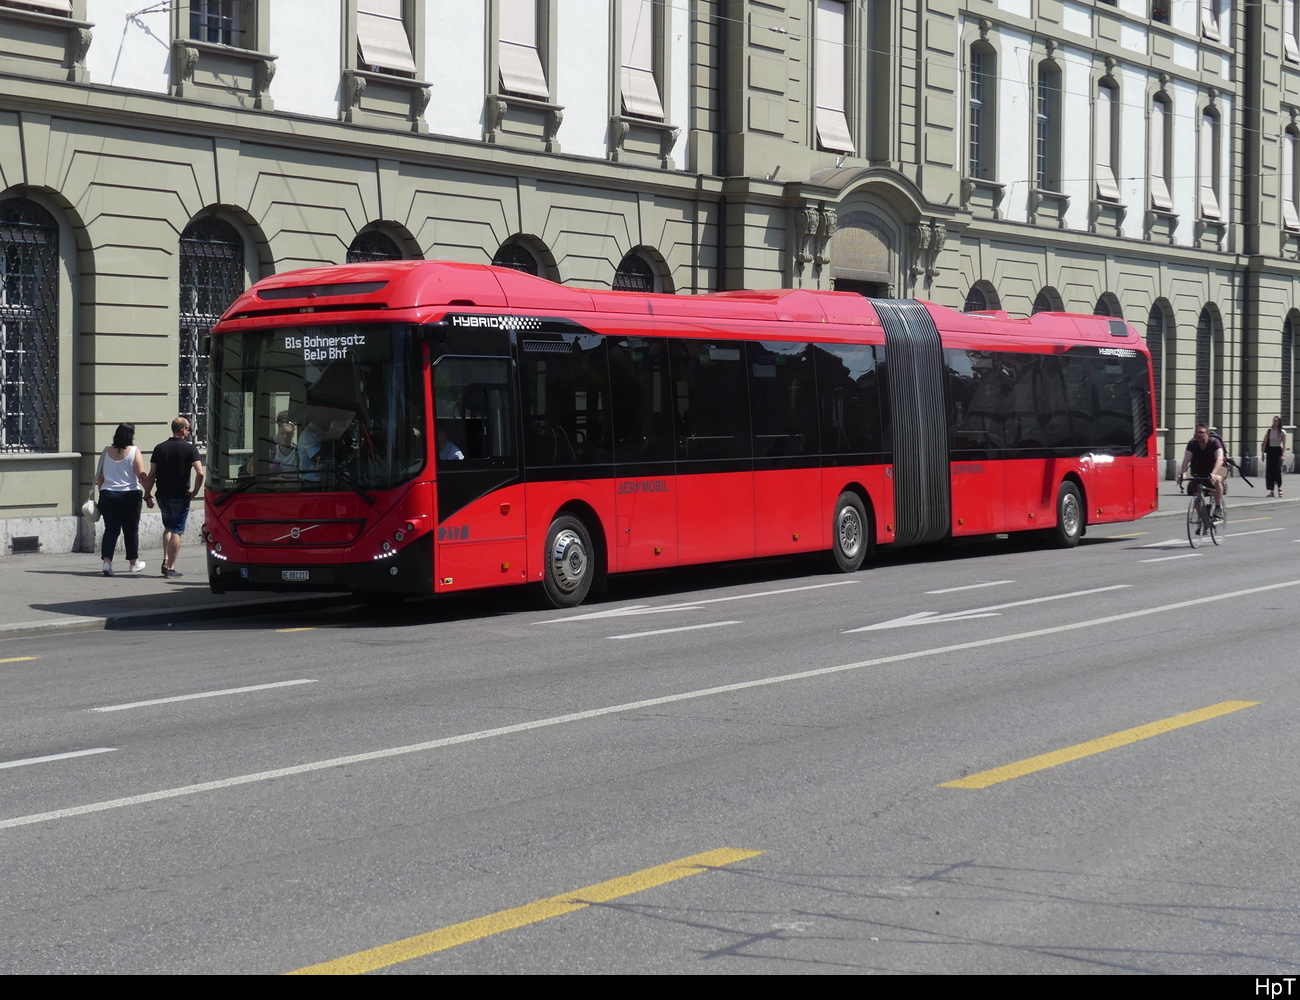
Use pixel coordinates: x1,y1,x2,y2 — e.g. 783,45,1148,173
0,0,1296,552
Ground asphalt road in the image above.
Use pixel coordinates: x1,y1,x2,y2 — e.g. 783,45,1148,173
2,501,1298,974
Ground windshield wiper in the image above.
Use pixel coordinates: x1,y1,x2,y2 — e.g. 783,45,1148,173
332,467,376,505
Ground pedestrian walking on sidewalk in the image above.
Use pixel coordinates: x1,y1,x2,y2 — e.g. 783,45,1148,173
144,417,205,579
94,422,151,576
1262,415,1287,497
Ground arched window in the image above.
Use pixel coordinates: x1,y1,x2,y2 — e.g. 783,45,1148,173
1095,80,1120,201
1150,94,1173,211
179,217,244,447
1094,293,1122,318
613,251,656,292
1032,287,1061,315
1199,108,1222,220
1195,305,1215,426
492,241,540,275
1284,314,1297,427
1146,303,1168,429
963,281,999,313
0,198,59,452
346,229,403,263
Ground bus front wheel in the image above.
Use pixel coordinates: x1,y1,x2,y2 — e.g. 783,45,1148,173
831,492,870,572
542,514,594,608
1051,482,1083,548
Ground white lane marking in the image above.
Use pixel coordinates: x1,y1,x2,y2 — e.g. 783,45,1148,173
0,748,116,771
845,584,1131,633
5,577,1298,833
1140,553,1203,563
925,580,1014,595
608,621,741,640
1230,528,1284,538
541,579,859,624
89,679,318,713
1138,538,1195,548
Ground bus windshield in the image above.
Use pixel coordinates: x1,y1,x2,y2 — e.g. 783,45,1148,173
208,323,425,495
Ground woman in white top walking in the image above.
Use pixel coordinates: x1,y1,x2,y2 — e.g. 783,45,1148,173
94,422,153,575
1262,415,1288,498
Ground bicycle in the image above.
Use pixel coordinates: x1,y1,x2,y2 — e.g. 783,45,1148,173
1182,475,1226,548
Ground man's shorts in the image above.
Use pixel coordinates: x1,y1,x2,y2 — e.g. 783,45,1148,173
158,497,191,534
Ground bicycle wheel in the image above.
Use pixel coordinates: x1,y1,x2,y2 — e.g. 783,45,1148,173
1187,495,1204,548
1211,500,1226,545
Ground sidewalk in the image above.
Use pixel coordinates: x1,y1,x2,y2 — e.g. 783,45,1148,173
0,480,1290,640
0,542,352,640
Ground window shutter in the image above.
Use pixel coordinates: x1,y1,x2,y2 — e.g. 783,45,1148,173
1285,132,1300,231
16,0,72,11
499,0,549,99
814,0,854,154
1288,1,1300,61
1150,100,1173,210
1200,114,1221,220
357,0,417,75
1095,86,1120,201
1200,0,1220,41
620,0,664,119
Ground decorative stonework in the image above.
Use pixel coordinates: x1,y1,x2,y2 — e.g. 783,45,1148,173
905,220,947,293
609,116,680,169
793,203,837,285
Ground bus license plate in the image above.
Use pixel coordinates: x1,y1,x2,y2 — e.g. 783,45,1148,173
281,570,310,582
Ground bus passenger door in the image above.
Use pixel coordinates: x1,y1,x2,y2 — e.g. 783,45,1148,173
432,356,528,591
750,341,821,555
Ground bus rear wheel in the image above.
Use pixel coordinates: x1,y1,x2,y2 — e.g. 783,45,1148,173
542,514,594,608
830,492,870,572
1050,482,1083,548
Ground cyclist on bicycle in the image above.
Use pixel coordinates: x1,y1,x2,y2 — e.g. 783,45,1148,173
1177,423,1226,507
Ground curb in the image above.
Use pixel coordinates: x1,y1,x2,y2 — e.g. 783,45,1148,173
0,593,357,641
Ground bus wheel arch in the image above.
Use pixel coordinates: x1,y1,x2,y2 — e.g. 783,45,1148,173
829,485,875,572
540,502,606,608
1050,477,1085,548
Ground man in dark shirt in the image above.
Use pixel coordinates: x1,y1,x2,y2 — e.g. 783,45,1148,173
1177,422,1225,507
144,417,205,578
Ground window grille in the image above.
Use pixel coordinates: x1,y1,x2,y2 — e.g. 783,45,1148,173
0,199,58,453
179,218,243,447
613,253,655,293
1032,289,1057,315
1146,304,1165,428
969,49,986,179
1195,307,1212,424
492,242,540,275
1284,317,1295,427
963,286,988,313
1036,65,1060,190
191,0,241,46
346,230,403,263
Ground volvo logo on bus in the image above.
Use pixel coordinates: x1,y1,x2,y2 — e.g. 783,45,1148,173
273,524,320,542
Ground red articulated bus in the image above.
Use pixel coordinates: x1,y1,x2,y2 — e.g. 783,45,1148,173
204,260,1158,607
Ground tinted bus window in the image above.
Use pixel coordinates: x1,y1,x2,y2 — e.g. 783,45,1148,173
947,349,1006,459
814,343,884,457
670,339,751,461
521,334,613,467
434,357,516,466
609,336,674,464
749,341,819,458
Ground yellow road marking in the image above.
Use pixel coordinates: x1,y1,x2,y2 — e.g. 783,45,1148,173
0,656,38,664
1231,517,1271,524
941,700,1259,790
1103,532,1147,539
287,847,762,975
274,627,317,633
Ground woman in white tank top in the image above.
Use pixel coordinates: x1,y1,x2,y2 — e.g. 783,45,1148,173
95,422,151,575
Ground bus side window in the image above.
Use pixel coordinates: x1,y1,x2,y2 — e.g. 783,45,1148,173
669,339,751,462
521,335,613,468
813,343,884,458
749,342,818,457
609,337,674,465
434,357,515,466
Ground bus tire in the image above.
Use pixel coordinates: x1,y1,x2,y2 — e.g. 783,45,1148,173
831,492,870,572
1051,482,1083,548
542,514,595,608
